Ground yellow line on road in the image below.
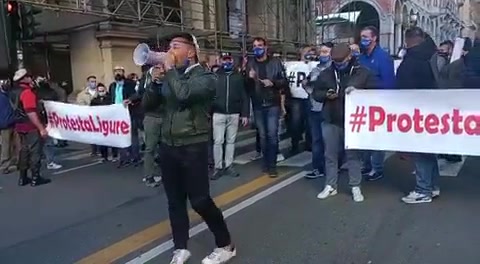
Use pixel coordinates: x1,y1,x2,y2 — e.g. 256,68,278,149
76,170,295,264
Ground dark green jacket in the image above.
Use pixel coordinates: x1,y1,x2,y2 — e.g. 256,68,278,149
161,64,216,146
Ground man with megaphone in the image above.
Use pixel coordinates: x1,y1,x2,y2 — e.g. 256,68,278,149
154,32,236,264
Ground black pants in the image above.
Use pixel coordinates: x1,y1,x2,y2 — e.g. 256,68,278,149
18,130,42,176
159,142,231,249
99,146,118,159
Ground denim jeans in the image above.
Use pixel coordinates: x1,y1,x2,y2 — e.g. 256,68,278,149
309,111,324,173
121,118,141,162
212,113,240,169
413,153,439,196
43,137,56,164
362,150,385,173
254,106,280,171
287,98,311,150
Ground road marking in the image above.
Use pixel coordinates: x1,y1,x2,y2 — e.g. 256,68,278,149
278,151,311,167
438,157,465,177
76,169,297,264
234,138,290,165
52,161,103,175
125,171,306,264
61,152,92,161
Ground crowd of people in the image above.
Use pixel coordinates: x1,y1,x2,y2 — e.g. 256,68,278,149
0,25,479,263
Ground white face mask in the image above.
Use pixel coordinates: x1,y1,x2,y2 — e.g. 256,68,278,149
98,91,106,96
398,48,407,58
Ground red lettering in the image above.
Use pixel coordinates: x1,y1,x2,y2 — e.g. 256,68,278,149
424,114,439,134
386,114,396,132
440,114,450,134
368,106,385,131
464,115,480,135
120,121,130,134
90,115,100,132
397,114,412,133
452,109,463,134
412,108,424,133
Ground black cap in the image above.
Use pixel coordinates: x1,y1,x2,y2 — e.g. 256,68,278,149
220,52,232,58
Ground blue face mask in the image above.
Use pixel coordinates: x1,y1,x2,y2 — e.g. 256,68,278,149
88,82,96,89
360,37,372,48
253,47,266,58
222,62,234,71
334,61,349,70
352,51,360,57
318,55,330,64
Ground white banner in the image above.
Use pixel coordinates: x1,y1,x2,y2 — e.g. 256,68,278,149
344,89,480,156
44,101,132,148
284,61,317,99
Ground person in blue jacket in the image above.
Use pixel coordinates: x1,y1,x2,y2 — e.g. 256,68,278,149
357,25,395,182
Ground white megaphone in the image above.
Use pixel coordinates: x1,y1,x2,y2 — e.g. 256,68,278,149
133,43,167,66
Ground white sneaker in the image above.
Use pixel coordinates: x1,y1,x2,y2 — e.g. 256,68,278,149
169,249,191,264
401,191,432,204
47,162,62,170
276,154,285,162
202,246,237,264
317,185,337,199
351,186,364,202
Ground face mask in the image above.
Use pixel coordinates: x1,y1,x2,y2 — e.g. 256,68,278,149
318,55,330,64
398,48,407,58
352,51,360,57
304,53,316,61
222,62,234,71
253,47,265,58
88,82,96,89
334,61,349,70
438,51,449,57
114,74,123,81
360,38,372,49
98,91,106,96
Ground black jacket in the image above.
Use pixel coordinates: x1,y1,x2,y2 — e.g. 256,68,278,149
396,36,437,89
108,79,141,113
212,68,249,117
141,80,164,118
245,57,288,109
90,94,112,106
34,82,59,124
313,60,377,127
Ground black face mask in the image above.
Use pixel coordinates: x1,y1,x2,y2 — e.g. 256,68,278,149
438,52,449,58
114,74,124,81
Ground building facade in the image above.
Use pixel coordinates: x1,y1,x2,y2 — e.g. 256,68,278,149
316,0,474,54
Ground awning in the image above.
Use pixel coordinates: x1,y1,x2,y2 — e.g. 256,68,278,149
315,11,361,26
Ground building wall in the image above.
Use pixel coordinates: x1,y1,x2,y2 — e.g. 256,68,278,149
316,0,468,54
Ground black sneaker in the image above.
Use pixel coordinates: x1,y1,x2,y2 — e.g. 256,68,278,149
210,169,224,180
361,168,372,176
365,171,384,181
305,169,324,179
268,169,278,178
224,166,239,177
144,176,161,187
31,176,51,187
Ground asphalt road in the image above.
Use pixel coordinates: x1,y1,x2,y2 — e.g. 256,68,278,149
145,154,479,264
1,131,478,264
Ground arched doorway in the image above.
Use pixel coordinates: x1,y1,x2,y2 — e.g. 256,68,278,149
338,1,380,43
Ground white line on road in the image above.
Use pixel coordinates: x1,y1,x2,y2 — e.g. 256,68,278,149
51,160,103,175
234,138,290,165
125,171,306,264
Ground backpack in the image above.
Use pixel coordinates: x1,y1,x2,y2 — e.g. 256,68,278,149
0,92,16,129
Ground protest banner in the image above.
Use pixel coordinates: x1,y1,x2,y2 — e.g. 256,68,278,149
284,61,317,98
44,101,132,148
344,89,480,156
